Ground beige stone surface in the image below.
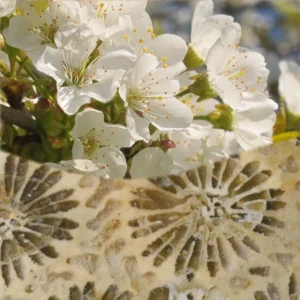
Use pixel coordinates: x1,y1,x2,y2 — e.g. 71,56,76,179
0,140,300,299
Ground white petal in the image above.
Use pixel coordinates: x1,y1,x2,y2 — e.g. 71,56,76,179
60,159,109,178
168,122,212,172
143,79,180,97
55,23,97,67
234,128,273,151
72,138,85,159
104,15,133,38
3,16,41,50
149,62,186,84
191,18,221,60
279,60,300,115
80,80,118,104
181,96,219,117
126,108,150,142
212,75,241,107
35,46,65,84
126,54,159,88
91,147,128,178
206,28,240,77
72,108,105,138
234,106,276,135
146,97,193,131
192,0,213,31
130,147,173,179
86,17,107,37
57,86,91,115
233,103,276,150
145,34,188,66
229,51,269,93
241,92,278,111
0,0,16,16
98,124,135,148
95,47,136,71
48,0,80,27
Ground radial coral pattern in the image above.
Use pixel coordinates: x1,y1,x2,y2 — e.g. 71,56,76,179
1,140,300,299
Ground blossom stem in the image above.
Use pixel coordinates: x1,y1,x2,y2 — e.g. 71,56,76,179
193,115,210,121
16,56,39,82
0,104,37,132
273,131,300,142
176,88,190,98
16,56,29,77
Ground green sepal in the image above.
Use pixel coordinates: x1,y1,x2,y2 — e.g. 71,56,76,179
286,110,300,131
183,46,205,70
188,75,218,101
1,124,17,148
34,98,74,137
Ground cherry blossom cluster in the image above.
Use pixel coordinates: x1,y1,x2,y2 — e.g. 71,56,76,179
0,0,295,179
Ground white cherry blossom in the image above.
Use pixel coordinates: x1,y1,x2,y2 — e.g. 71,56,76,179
102,12,188,65
4,0,81,60
279,60,300,116
168,126,239,173
232,92,277,150
190,0,241,62
206,28,269,107
71,108,135,178
79,0,147,39
36,23,135,114
130,147,174,178
119,53,193,141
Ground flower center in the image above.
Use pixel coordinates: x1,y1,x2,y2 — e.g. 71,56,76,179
128,90,141,104
96,2,124,22
79,128,99,157
63,67,88,86
31,22,58,45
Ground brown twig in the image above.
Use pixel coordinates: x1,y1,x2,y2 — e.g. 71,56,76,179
0,104,37,132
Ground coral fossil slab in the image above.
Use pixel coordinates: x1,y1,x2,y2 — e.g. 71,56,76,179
0,140,300,299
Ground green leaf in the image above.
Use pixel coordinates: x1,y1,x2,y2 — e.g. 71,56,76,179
1,124,17,148
20,143,48,163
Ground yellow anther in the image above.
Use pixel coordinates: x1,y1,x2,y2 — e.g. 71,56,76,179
151,33,156,39
161,57,167,62
133,27,137,32
142,47,147,53
139,39,144,44
100,2,104,7
124,34,129,40
147,28,153,33
163,64,168,68
158,96,163,101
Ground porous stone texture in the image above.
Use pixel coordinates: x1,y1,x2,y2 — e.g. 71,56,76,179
0,140,300,299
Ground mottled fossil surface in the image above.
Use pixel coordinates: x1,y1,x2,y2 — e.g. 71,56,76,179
0,140,300,300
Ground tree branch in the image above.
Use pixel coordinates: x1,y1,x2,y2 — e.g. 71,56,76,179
0,104,37,132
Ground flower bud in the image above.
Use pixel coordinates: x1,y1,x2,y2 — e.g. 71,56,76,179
160,139,176,151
